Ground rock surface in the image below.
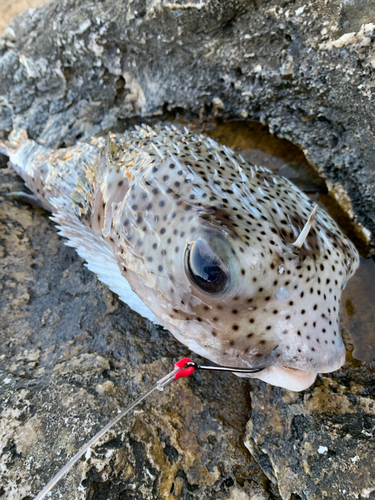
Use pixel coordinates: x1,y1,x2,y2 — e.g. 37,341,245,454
0,0,375,249
1,1,375,500
244,346,375,500
0,0,50,37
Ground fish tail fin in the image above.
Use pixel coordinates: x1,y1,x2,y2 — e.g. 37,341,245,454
0,129,100,212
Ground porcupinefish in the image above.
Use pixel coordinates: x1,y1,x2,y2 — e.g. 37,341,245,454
0,125,359,391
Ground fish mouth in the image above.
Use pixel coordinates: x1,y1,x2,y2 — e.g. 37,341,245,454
243,346,346,391
253,366,317,391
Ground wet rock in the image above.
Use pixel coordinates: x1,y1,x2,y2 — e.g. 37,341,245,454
244,341,375,500
0,165,277,499
0,0,375,249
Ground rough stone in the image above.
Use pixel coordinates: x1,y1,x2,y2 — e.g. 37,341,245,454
0,0,375,249
244,340,375,500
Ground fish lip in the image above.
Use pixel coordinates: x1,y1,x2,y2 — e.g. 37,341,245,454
279,366,306,373
251,350,346,391
253,365,318,391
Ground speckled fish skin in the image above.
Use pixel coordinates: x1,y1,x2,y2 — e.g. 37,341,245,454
1,125,360,391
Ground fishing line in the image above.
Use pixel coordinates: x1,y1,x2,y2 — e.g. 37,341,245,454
34,358,263,500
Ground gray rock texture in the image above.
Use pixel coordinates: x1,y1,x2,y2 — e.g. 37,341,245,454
1,1,375,500
244,345,375,500
0,0,375,249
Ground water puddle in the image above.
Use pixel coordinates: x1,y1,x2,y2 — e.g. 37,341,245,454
187,119,375,364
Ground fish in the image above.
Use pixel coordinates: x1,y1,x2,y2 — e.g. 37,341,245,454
0,125,360,391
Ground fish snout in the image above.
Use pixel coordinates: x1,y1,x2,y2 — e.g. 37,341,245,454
272,329,346,374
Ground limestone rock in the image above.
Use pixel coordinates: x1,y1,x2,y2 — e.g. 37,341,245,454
244,356,375,499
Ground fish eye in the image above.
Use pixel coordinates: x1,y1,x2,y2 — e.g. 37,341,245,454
185,239,229,294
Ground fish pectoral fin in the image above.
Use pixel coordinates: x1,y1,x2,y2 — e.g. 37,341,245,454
50,196,161,325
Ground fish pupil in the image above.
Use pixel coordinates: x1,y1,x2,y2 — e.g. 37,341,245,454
186,240,229,294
